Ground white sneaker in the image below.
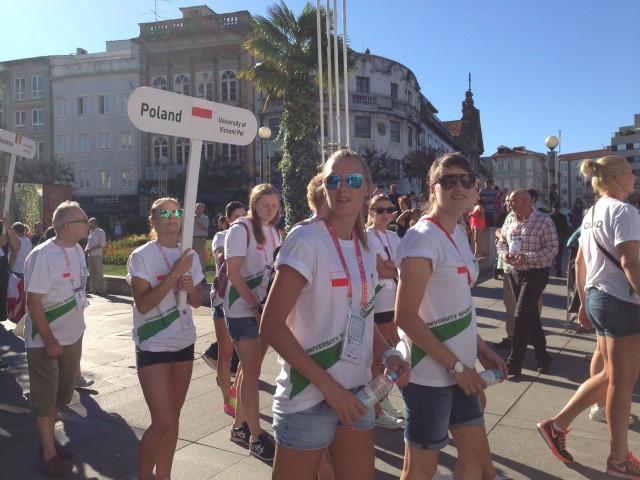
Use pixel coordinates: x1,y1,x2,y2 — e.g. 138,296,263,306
432,470,453,480
380,397,403,418
75,376,94,389
375,411,404,430
588,404,634,425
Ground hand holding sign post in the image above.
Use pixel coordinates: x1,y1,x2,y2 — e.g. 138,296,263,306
127,87,258,308
0,130,36,232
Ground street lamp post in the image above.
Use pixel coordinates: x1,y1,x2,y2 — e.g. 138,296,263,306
545,135,560,206
258,126,272,184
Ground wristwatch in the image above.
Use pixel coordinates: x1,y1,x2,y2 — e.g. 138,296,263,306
447,360,464,374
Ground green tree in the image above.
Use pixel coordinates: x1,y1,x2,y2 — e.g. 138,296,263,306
12,183,41,228
14,155,75,185
240,1,354,230
359,146,397,183
401,146,443,192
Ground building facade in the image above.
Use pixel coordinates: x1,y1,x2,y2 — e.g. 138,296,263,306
611,113,640,177
491,146,549,204
558,148,611,208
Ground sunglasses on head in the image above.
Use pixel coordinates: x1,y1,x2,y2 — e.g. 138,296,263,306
157,209,184,219
435,173,477,190
371,206,396,214
324,173,363,191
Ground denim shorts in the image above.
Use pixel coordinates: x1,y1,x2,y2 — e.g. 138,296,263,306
401,382,484,450
586,288,640,338
212,305,224,318
225,316,259,342
273,389,375,450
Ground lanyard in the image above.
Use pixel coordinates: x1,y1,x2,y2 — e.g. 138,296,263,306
53,241,82,289
258,225,278,265
155,241,180,293
323,219,368,311
371,227,393,261
422,216,472,286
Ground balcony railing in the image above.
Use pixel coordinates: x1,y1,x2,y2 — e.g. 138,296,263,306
145,164,187,181
139,12,251,38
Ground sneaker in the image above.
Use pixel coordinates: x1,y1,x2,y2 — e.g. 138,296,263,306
249,432,276,462
230,384,237,399
380,397,403,418
39,455,73,475
375,411,404,430
494,338,512,349
607,451,640,479
223,402,236,417
537,419,573,463
589,404,635,425
432,470,453,480
201,352,218,371
230,422,251,447
75,376,94,389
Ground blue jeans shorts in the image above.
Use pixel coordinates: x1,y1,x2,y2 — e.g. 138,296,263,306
212,305,224,319
586,288,640,338
402,382,484,450
273,389,375,450
225,316,259,342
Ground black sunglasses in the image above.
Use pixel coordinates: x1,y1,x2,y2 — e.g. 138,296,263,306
371,207,396,214
435,173,477,190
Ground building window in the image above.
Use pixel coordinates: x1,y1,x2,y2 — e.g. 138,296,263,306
77,96,89,116
576,188,583,195
14,111,26,127
97,94,111,114
97,132,112,152
561,162,568,171
77,134,91,153
197,81,213,101
55,98,69,117
118,93,130,113
174,74,190,95
31,75,44,99
120,168,134,188
152,76,167,90
356,76,370,94
76,170,90,189
391,83,399,100
201,141,215,161
527,158,533,170
56,135,69,154
408,126,413,147
32,109,44,126
505,161,511,171
153,136,168,163
514,159,520,170
35,142,44,161
513,178,520,188
119,131,133,150
220,71,237,102
220,143,237,162
99,169,112,189
526,177,534,189
407,90,413,105
495,162,501,172
14,78,25,100
176,137,190,164
390,120,400,143
268,117,281,139
354,116,371,138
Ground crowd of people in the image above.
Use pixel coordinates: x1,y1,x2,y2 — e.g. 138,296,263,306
7,149,640,480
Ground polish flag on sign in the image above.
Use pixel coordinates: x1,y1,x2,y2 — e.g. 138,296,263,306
192,106,213,119
331,271,348,288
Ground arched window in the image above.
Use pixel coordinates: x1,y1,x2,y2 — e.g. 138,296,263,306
153,136,168,163
152,76,167,91
174,74,190,95
221,70,237,102
176,137,190,164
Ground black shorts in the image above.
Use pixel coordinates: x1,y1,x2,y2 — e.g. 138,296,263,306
374,311,395,325
136,343,194,369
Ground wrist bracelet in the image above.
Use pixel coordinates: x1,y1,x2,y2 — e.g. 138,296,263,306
382,349,403,367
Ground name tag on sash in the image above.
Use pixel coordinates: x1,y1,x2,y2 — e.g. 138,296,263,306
340,313,366,365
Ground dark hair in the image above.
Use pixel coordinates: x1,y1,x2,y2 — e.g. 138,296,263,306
425,153,474,214
527,189,539,202
226,201,247,218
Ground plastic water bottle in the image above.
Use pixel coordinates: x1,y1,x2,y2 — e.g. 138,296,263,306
356,372,398,408
479,369,505,386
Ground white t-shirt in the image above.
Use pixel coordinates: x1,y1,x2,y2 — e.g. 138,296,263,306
272,220,379,414
210,230,227,307
366,226,400,313
126,240,204,351
396,219,480,387
580,197,640,304
87,227,107,257
24,239,87,348
12,236,33,274
223,217,281,318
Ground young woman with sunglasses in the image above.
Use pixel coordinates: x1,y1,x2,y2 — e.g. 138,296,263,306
261,150,411,480
395,153,507,479
225,184,281,462
126,197,203,480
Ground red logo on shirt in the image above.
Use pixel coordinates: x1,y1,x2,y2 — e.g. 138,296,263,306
331,271,348,287
156,275,167,282
63,272,71,278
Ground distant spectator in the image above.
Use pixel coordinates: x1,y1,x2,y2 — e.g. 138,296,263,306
85,218,107,294
388,183,402,212
10,222,32,278
479,179,498,227
193,203,209,286
572,198,584,230
549,183,560,207
31,222,44,247
549,203,570,277
113,218,123,238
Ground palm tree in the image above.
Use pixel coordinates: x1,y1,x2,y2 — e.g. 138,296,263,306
240,1,354,229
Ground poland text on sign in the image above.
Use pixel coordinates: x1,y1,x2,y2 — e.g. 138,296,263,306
127,87,257,146
0,129,36,159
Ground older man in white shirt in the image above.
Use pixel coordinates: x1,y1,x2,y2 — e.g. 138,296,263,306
85,218,106,295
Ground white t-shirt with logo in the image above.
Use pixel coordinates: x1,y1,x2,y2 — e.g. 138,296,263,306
272,220,379,414
366,227,400,313
580,197,640,304
396,219,480,387
223,218,280,318
126,241,204,351
24,240,87,348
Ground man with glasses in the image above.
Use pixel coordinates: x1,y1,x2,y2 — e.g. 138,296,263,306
23,201,89,475
496,190,558,377
85,218,106,295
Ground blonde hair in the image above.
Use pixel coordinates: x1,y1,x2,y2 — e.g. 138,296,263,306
247,183,280,245
579,155,630,194
306,172,326,213
148,197,181,240
365,194,392,228
323,149,373,249
425,152,474,215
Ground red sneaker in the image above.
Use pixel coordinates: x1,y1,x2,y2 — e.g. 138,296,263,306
607,452,640,479
537,419,573,463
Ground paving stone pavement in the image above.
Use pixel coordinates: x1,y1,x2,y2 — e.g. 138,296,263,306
1,271,639,479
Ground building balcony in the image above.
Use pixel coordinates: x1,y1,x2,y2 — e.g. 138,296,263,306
139,11,251,38
144,164,187,181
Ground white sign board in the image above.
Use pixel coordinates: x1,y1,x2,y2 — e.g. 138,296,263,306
0,129,36,159
127,87,257,145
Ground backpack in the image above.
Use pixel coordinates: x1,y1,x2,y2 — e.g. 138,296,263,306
213,220,250,301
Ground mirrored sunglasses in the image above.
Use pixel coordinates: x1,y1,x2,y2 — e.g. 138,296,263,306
324,173,363,191
157,208,184,219
435,173,477,190
371,206,396,214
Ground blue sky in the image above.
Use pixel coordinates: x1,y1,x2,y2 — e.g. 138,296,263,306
3,0,639,155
